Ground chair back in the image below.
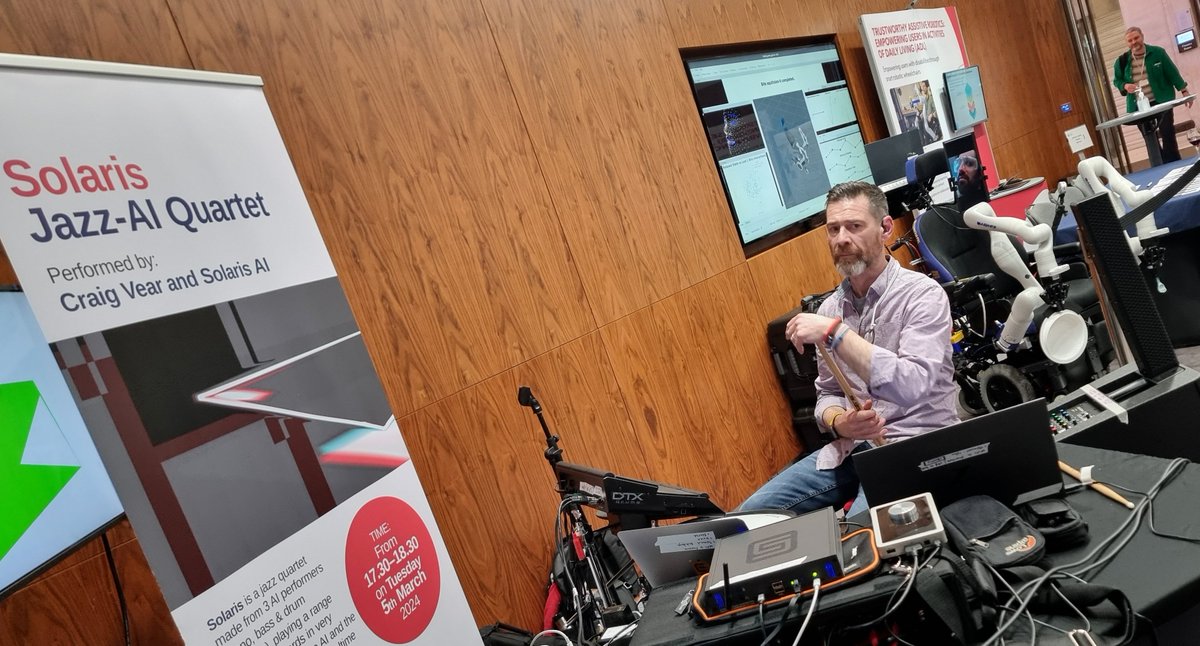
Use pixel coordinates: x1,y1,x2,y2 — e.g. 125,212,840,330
915,204,1026,297
905,147,949,185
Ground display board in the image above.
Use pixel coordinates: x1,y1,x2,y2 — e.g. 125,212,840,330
0,54,480,645
859,7,968,145
859,7,1000,194
0,290,123,601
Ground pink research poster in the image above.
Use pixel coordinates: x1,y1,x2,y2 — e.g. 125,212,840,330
0,54,481,645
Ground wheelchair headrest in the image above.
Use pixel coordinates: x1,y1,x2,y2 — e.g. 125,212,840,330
906,148,949,184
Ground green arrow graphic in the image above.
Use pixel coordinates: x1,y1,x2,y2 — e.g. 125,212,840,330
0,381,80,560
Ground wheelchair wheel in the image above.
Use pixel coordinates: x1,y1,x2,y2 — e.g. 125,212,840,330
957,385,988,418
978,364,1036,412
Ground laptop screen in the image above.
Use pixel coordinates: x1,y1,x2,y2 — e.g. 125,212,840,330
853,399,1062,509
865,129,922,187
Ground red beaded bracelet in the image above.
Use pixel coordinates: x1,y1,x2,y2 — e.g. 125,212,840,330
824,317,843,345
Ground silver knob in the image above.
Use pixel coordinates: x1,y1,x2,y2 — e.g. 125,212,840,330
888,500,919,525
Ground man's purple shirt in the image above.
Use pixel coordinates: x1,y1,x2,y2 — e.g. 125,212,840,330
813,258,959,469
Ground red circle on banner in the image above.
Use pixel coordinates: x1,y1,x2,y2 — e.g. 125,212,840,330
345,496,441,643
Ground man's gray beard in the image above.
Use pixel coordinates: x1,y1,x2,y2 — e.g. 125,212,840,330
836,257,867,278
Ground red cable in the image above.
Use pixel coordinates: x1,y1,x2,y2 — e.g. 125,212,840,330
543,582,561,630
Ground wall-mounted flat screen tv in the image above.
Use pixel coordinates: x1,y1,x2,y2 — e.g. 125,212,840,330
682,37,874,256
944,65,989,131
0,289,123,601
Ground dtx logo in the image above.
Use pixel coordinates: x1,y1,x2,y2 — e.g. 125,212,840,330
746,530,799,564
611,491,645,505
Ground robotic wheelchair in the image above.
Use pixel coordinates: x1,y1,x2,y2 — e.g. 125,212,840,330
908,149,1114,414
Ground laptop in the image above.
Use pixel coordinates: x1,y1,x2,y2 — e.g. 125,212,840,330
866,129,922,192
618,512,791,587
854,399,1062,509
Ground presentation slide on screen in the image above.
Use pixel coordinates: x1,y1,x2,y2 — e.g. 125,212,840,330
0,291,123,598
0,55,480,644
688,45,872,243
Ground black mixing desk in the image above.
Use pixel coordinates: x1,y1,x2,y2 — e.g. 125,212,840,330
1051,364,1200,461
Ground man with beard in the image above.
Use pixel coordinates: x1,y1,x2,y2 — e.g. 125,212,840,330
954,150,988,211
1113,26,1190,164
739,181,958,516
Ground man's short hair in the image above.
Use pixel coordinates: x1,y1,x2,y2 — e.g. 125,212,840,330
1125,26,1143,37
826,181,888,223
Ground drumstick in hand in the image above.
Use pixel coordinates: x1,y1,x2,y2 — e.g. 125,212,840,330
815,343,885,447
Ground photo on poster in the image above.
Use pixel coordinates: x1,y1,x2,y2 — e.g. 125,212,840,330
754,91,831,209
889,80,944,146
54,276,407,609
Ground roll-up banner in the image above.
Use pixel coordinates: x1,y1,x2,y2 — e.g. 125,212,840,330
859,7,999,193
859,7,969,147
0,54,481,645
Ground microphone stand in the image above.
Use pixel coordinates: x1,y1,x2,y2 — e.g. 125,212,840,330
519,386,617,640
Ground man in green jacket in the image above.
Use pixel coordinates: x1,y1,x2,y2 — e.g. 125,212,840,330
1113,26,1192,163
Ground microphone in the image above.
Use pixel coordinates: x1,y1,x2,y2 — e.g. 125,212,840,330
517,386,541,413
519,386,557,456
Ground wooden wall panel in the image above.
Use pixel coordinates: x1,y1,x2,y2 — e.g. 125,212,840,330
1029,0,1101,182
664,0,835,48
600,265,796,509
956,6,1050,154
955,0,1094,184
1,554,131,645
169,0,594,415
110,532,185,645
0,522,182,646
747,226,841,325
993,126,1074,191
481,0,745,326
400,333,644,628
0,248,15,285
0,0,190,65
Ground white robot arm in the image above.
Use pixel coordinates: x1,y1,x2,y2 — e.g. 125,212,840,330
962,203,1084,360
963,203,1068,281
1077,156,1168,252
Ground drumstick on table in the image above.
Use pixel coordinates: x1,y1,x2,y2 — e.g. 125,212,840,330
1058,460,1135,509
815,343,885,447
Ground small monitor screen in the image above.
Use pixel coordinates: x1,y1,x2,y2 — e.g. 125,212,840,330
683,38,873,255
1177,29,1197,52
944,66,989,131
944,132,989,211
0,290,123,600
